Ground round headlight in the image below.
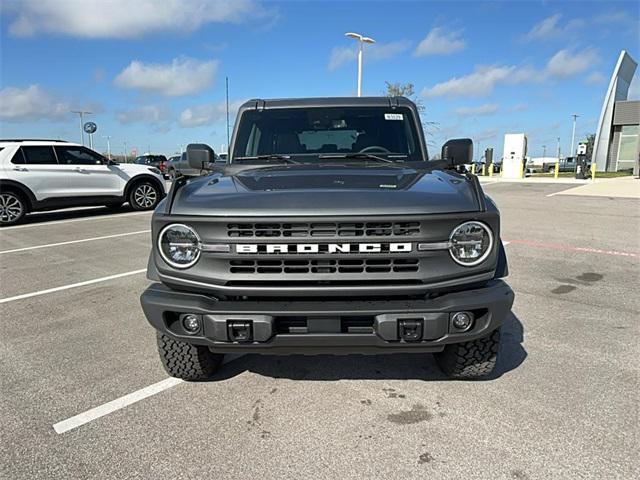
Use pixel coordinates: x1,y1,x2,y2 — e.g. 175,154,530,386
158,224,201,269
449,221,493,266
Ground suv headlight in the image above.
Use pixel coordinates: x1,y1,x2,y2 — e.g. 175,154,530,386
158,224,201,268
449,221,493,266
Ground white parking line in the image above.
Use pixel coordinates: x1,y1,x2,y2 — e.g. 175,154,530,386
0,210,152,230
0,230,150,255
53,378,184,434
0,269,146,304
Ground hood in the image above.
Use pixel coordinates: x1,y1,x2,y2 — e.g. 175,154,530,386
116,163,158,174
170,164,480,216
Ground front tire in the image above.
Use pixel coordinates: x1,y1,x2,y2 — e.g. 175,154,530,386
0,191,27,226
435,329,501,379
129,180,161,211
156,333,224,381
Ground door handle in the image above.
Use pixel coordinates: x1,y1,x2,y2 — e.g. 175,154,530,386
13,166,28,172
74,167,87,173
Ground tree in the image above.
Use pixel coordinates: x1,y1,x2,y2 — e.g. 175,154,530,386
384,81,438,146
584,133,596,161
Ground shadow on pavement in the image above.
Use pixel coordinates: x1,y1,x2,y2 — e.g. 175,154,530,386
5,205,135,226
214,312,527,382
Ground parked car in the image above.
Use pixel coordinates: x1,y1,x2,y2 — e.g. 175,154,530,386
164,152,205,178
542,156,576,173
135,154,168,176
0,139,166,225
141,96,514,381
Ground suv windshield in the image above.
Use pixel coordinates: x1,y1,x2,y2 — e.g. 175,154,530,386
232,107,422,162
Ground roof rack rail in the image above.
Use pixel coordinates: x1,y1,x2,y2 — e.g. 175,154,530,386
0,138,70,143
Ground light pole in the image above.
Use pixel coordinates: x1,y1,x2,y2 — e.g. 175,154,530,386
103,136,112,160
123,141,128,163
557,137,561,160
570,114,579,157
345,32,375,97
71,110,92,145
542,145,547,157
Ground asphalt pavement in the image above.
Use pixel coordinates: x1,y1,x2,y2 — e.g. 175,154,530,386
1,183,638,479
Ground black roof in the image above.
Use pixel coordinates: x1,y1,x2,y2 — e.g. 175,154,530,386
239,96,416,111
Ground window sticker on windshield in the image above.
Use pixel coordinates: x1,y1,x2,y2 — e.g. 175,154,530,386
384,113,403,120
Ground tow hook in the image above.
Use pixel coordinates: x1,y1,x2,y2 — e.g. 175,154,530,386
227,320,253,342
398,319,423,342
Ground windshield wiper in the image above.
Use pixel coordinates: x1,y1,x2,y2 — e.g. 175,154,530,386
318,153,399,164
234,155,301,164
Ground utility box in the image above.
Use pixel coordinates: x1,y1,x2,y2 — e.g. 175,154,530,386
501,133,528,178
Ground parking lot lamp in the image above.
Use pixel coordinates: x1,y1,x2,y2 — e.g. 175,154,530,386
103,136,112,160
345,32,376,97
570,114,579,157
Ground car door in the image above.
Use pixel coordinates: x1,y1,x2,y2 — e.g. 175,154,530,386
54,146,124,197
7,146,75,201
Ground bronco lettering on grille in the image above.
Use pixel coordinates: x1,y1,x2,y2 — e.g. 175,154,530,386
235,243,412,254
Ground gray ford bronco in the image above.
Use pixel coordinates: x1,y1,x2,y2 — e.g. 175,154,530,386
141,97,514,381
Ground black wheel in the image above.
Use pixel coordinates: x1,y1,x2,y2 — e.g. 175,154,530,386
435,329,501,379
0,190,27,226
104,202,123,210
156,333,224,381
129,181,161,211
547,166,556,173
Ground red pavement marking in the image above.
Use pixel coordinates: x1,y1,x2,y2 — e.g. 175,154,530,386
504,239,639,259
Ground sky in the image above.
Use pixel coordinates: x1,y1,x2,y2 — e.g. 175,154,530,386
1,0,638,160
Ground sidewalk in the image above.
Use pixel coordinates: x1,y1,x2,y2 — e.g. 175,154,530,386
549,175,640,199
479,176,592,185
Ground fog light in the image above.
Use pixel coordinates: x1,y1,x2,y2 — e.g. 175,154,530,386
182,314,201,334
451,312,473,331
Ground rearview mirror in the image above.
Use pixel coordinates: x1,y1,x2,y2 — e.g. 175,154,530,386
441,138,473,167
186,143,215,171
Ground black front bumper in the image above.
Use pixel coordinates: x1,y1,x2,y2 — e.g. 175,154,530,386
140,280,514,354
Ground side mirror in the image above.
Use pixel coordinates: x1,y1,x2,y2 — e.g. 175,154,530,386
442,138,473,167
186,143,215,171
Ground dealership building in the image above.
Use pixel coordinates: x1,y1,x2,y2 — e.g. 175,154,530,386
592,50,639,172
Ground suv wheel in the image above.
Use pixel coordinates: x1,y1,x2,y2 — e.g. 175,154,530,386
129,181,160,210
156,333,224,381
0,191,27,226
435,329,501,379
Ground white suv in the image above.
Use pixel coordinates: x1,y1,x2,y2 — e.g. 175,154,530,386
0,139,167,225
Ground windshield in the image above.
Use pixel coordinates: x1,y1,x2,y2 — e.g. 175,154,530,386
232,106,423,162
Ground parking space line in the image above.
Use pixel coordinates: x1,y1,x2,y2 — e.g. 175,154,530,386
0,211,152,231
504,239,639,258
53,378,184,434
0,269,147,304
0,230,150,255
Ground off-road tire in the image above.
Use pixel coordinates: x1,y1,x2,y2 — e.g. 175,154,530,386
129,180,161,211
435,329,501,379
156,332,224,381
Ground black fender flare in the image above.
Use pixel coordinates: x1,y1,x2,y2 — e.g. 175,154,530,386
494,242,509,279
124,175,166,201
0,180,36,211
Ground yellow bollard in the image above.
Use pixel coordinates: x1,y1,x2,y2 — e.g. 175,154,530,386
554,162,560,179
471,163,476,175
519,161,524,179
489,163,494,177
482,164,487,176
590,163,596,181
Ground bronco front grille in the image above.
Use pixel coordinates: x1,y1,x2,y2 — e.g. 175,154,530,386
228,258,419,274
227,222,420,238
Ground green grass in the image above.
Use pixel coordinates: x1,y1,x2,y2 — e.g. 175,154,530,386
529,171,633,178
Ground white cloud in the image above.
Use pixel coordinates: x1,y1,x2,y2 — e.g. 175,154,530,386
523,13,585,42
328,40,411,71
511,103,528,112
5,0,272,38
585,72,607,85
179,100,245,128
0,85,70,122
455,104,499,117
545,48,599,79
422,65,515,98
422,48,599,98
117,105,171,124
414,27,466,57
114,57,218,96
